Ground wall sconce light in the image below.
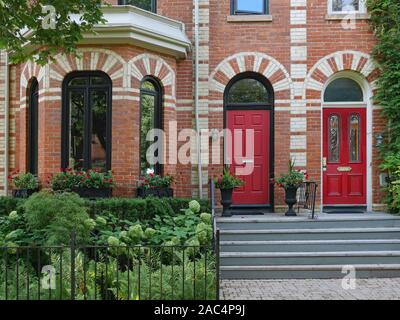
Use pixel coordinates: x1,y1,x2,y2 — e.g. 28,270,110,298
375,133,384,147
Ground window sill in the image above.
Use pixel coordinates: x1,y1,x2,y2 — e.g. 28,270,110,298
227,15,273,23
325,13,371,20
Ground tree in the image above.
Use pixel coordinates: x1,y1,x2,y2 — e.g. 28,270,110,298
0,0,106,65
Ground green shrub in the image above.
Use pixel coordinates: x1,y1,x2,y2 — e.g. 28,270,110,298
86,197,210,222
23,191,91,245
0,197,21,216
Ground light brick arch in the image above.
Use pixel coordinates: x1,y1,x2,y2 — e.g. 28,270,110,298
48,48,128,89
20,61,46,108
303,50,379,99
209,52,293,98
128,53,176,99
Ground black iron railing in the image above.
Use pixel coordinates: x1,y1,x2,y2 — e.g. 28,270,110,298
209,179,220,300
297,181,318,219
0,238,217,300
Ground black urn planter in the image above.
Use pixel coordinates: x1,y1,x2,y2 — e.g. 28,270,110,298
220,188,234,217
72,188,112,199
137,187,174,199
12,188,39,199
284,186,298,217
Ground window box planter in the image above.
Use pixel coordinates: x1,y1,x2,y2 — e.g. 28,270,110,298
137,187,174,199
12,188,39,199
72,188,112,199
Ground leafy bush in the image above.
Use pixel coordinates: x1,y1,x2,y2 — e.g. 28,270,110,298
138,170,174,189
8,172,39,190
23,191,92,245
0,197,21,216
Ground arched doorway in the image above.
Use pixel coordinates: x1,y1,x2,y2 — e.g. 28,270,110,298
224,72,274,211
322,74,368,212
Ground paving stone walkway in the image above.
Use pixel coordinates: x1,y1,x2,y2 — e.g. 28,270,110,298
221,279,400,300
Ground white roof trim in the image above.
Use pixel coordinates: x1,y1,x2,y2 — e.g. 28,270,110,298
81,6,192,59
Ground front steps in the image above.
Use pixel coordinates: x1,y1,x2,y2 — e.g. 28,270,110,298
217,215,400,279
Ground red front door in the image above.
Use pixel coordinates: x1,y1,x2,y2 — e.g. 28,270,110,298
323,108,367,205
227,110,270,205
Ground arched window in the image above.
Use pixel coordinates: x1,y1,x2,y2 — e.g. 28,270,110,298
324,78,364,102
28,78,39,174
226,73,272,107
62,72,112,172
140,77,162,175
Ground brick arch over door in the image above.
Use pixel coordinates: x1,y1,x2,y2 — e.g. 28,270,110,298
303,51,379,100
209,52,293,101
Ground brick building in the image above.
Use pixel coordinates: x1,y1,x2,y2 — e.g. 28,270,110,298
0,0,385,212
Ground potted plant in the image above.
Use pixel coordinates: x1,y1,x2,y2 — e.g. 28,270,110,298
50,168,115,199
214,168,244,217
9,171,39,198
137,168,174,198
275,160,306,216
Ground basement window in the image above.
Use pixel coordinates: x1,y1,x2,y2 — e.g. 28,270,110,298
118,0,157,13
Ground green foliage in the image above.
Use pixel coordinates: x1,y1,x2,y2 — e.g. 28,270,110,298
23,191,91,245
8,172,39,190
0,197,21,216
214,168,244,189
367,1,400,212
50,169,115,191
138,173,174,189
275,160,306,189
0,0,106,65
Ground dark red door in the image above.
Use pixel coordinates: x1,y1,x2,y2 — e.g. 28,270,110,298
227,110,270,205
323,108,366,205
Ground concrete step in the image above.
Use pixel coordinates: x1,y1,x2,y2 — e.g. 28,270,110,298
220,227,400,241
220,239,400,252
217,217,400,231
220,251,400,266
220,264,400,279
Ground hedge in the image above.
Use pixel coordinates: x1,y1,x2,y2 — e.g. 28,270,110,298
0,196,211,221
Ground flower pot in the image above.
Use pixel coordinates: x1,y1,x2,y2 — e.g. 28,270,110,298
137,187,174,199
284,186,298,217
220,188,234,217
72,188,112,199
12,188,39,199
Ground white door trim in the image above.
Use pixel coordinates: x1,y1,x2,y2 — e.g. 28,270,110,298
320,72,373,212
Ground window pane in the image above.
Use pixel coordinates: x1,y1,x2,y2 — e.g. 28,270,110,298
332,0,360,12
91,77,109,86
140,94,156,175
68,77,88,86
120,0,154,12
236,0,264,13
142,80,156,92
227,78,269,104
329,115,340,163
91,90,108,172
69,91,85,170
349,114,360,162
324,78,363,102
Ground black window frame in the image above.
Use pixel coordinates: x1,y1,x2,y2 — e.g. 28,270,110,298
27,78,39,175
118,0,157,13
231,0,269,15
140,76,163,176
62,71,112,171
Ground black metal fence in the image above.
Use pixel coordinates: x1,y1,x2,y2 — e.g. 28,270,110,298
0,238,218,300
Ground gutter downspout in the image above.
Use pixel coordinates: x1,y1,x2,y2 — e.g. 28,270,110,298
194,0,203,199
4,51,9,196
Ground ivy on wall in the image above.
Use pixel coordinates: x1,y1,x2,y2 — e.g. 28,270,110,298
367,0,400,212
